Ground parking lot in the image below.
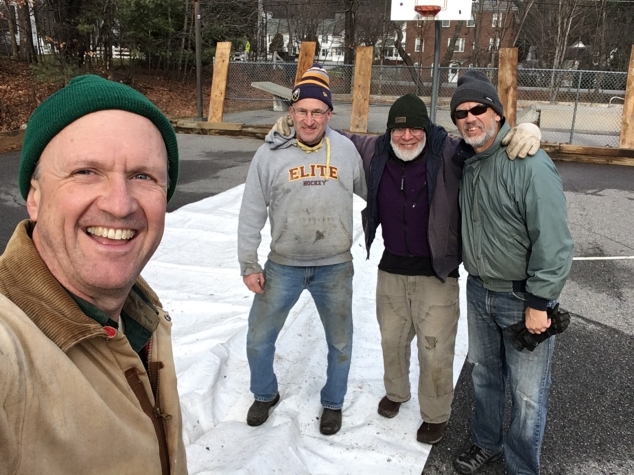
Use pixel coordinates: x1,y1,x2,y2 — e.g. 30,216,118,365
1,134,632,474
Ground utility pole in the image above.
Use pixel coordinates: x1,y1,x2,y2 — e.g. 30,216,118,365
430,20,441,122
195,0,203,120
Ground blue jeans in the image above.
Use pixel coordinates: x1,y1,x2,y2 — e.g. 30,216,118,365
246,260,354,410
467,276,555,475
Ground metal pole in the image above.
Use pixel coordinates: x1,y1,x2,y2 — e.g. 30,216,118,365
195,0,203,120
569,70,582,144
430,20,442,123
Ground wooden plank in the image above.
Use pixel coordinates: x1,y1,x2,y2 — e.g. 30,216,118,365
619,45,634,149
173,123,269,140
550,154,634,167
176,121,243,131
497,48,518,127
559,144,634,158
350,46,374,133
294,42,316,86
0,129,25,153
208,42,231,123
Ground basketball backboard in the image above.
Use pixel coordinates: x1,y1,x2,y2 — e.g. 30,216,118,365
391,0,473,21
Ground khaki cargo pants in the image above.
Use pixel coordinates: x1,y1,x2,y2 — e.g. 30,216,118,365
376,270,460,423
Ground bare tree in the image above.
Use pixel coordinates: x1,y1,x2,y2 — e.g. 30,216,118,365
1,0,19,58
15,0,37,63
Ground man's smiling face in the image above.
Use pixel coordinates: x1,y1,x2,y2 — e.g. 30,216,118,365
455,102,501,153
26,109,168,302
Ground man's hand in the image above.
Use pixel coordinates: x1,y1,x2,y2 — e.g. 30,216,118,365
502,123,542,160
243,273,265,294
270,114,293,136
524,307,551,334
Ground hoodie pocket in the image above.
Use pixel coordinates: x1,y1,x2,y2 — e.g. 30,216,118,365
272,215,352,260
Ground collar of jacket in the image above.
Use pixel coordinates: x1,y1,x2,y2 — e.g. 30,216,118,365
0,220,162,353
465,119,510,164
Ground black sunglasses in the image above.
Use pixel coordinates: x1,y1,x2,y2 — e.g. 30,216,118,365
454,104,489,120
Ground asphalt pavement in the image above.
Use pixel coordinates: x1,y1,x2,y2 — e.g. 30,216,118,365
1,134,632,474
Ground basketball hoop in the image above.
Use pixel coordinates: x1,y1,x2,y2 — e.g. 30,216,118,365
414,0,447,18
414,5,441,16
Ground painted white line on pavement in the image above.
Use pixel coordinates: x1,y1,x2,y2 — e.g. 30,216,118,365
573,256,634,261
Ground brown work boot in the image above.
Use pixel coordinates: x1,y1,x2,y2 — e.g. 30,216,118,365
377,396,402,418
416,420,448,444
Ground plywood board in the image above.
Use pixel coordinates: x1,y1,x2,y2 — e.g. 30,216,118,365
295,42,316,86
619,45,634,149
498,48,518,127
350,46,374,133
208,42,231,123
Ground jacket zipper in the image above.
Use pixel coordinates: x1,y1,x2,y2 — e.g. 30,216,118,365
400,164,413,257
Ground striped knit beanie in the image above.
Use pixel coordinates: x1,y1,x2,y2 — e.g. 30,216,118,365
19,74,179,202
290,64,333,110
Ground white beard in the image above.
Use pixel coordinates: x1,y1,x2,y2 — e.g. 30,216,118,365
461,120,498,149
390,135,426,162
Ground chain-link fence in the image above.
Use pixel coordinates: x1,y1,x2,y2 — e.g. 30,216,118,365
223,61,627,147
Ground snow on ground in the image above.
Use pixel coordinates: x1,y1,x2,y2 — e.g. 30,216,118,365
143,185,469,474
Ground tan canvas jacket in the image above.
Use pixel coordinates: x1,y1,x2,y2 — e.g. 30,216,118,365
0,221,188,475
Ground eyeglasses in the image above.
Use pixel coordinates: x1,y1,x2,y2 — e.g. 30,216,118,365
454,104,489,120
292,107,330,119
392,127,425,137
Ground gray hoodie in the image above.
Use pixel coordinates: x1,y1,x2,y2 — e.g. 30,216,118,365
238,127,367,275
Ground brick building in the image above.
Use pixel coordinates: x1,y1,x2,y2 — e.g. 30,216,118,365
403,0,518,69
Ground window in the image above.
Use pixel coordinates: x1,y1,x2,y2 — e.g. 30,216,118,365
449,37,465,53
321,49,327,57
467,15,475,27
415,38,423,52
488,37,500,51
492,13,502,28
442,20,450,27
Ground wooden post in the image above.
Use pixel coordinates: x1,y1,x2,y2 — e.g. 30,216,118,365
497,48,518,127
208,41,231,123
294,42,316,85
350,46,374,133
619,45,634,149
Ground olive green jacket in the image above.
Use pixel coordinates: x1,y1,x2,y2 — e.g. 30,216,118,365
0,221,187,475
460,122,573,308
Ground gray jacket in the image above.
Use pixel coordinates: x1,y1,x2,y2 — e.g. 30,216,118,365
460,121,574,308
238,127,367,275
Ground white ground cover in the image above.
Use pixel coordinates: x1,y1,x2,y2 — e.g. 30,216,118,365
143,185,469,475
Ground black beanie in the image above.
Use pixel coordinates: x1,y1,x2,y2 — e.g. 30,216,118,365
386,94,430,132
450,70,504,124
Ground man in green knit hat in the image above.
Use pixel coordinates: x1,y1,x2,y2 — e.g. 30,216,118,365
0,75,187,474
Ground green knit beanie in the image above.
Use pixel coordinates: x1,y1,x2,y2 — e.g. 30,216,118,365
386,93,430,133
19,74,179,202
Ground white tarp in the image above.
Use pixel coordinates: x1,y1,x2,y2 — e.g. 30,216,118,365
143,185,468,474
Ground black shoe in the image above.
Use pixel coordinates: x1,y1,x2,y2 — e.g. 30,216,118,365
453,444,502,474
378,396,402,418
246,393,280,426
416,421,448,444
319,408,342,435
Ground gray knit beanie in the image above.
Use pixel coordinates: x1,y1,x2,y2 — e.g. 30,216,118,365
450,70,504,124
